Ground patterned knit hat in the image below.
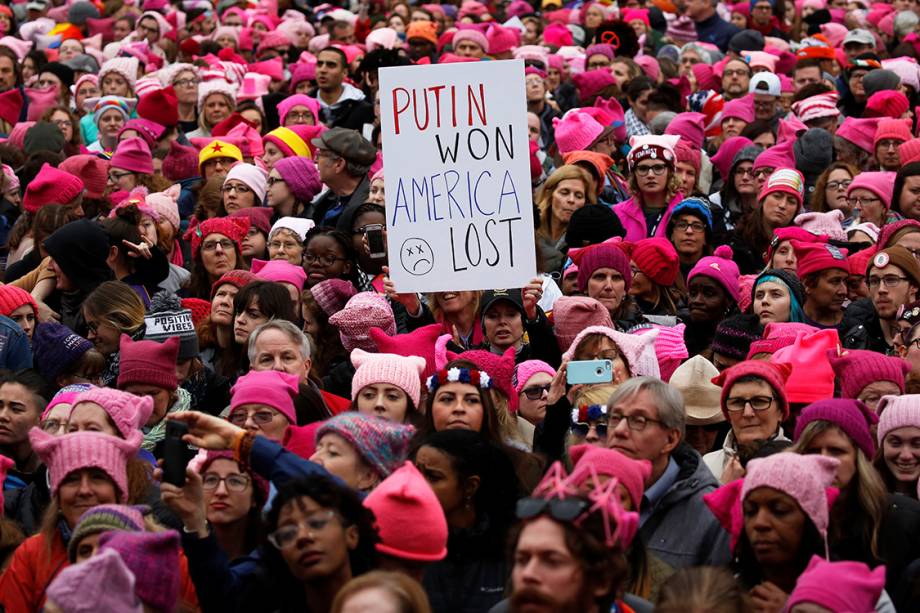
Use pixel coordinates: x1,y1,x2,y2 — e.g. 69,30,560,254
145,293,198,361
328,293,396,352
828,349,910,401
793,92,840,123
98,530,181,613
47,549,143,613
315,413,415,479
876,394,920,444
687,245,741,303
29,428,142,500
31,323,93,382
792,240,849,278
350,348,427,407
72,387,154,438
262,125,314,158
758,168,805,208
0,285,37,320
68,504,146,562
310,278,358,316
795,398,878,459
210,269,256,299
626,134,680,170
117,335,179,391
712,359,792,419
184,215,249,260
552,296,615,352
230,370,299,424
22,163,84,213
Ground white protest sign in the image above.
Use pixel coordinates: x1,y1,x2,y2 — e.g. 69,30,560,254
379,59,536,293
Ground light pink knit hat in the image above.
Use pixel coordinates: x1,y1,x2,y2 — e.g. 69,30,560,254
145,185,181,232
552,111,604,155
876,394,920,445
99,57,139,91
29,428,142,500
71,388,154,438
512,360,557,396
562,325,660,378
329,293,396,352
350,348,427,407
795,209,847,242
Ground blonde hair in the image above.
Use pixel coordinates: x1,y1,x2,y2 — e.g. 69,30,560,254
425,291,481,325
332,571,432,613
82,281,146,335
535,165,596,241
574,384,620,407
656,566,749,613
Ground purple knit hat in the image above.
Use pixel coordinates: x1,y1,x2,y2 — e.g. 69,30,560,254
350,348,427,407
71,387,155,438
98,530,181,613
876,394,920,445
794,398,879,459
570,240,632,293
310,278,357,316
110,137,154,174
230,370,299,424
315,413,415,479
328,292,396,352
512,360,557,396
827,349,910,400
28,428,142,500
274,156,322,203
31,322,94,383
46,549,143,613
687,245,741,303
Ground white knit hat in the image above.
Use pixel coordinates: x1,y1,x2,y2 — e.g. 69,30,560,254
99,57,140,91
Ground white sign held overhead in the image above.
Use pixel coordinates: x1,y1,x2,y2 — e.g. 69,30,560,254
379,59,537,293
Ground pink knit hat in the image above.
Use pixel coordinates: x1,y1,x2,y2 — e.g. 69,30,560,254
634,323,688,382
350,348,426,407
329,293,396,352
230,369,299,424
562,325,661,378
552,296,615,351
792,240,848,278
837,116,882,154
363,461,448,562
310,278,357,316
277,94,321,126
865,91,910,120
117,335,179,391
687,245,741,303
664,112,706,150
315,413,415,479
771,328,839,404
876,394,920,444
899,138,920,165
571,68,616,101
847,171,896,209
98,530,180,613
485,24,518,55
46,548,143,613
452,28,489,53
712,359,792,419
787,556,886,613
29,428,142,500
721,95,755,123
250,258,307,291
71,387,155,438
828,349,909,401
758,168,805,208
710,136,753,180
145,185,181,232
512,360,557,396
794,398,878,459
794,209,846,242
568,444,652,511
569,239,632,293
552,111,604,155
873,117,912,149
22,163,84,214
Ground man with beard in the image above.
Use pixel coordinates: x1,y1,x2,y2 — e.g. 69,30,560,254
721,58,751,101
507,463,636,613
794,241,850,328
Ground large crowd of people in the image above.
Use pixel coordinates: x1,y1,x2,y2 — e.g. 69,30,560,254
0,0,919,611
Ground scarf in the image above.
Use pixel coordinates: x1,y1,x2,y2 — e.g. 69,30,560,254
142,387,192,451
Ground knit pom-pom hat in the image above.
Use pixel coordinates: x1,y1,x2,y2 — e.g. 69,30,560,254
687,245,741,303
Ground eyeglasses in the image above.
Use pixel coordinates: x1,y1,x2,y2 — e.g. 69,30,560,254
107,170,133,183
516,497,588,522
41,418,67,434
522,384,550,400
723,69,749,78
848,196,881,207
268,510,338,549
674,220,706,233
266,176,286,186
201,473,251,492
635,163,667,176
269,240,301,252
827,180,852,191
725,395,774,412
222,184,252,195
735,167,755,177
868,275,910,289
753,168,774,179
571,421,608,437
173,78,199,88
201,239,234,252
608,412,661,431
285,111,314,122
304,253,348,267
229,409,278,426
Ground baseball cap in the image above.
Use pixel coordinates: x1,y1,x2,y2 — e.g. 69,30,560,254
480,289,525,317
311,128,377,166
843,29,875,47
749,73,781,97
26,0,49,10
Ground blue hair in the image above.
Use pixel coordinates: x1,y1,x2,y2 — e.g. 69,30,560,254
755,274,805,323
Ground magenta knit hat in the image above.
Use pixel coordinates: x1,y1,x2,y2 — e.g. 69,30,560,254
370,323,444,381
277,93,321,126
230,369,299,424
752,140,795,173
117,335,179,391
570,240,632,293
98,530,180,613
250,258,307,291
710,136,753,180
486,24,518,55
0,284,38,319
847,171,896,209
664,112,706,149
110,136,154,175
794,398,878,459
771,328,839,404
873,117,912,148
71,387,155,438
828,349,909,401
687,245,741,303
310,278,358,316
876,394,920,445
552,296,614,352
22,163,84,214
571,68,616,101
721,95,755,123
161,140,200,182
46,548,143,613
568,444,652,510
562,325,661,378
899,138,920,165
29,428,142,500
363,461,447,562
787,556,886,613
273,156,322,203
328,292,397,352
315,413,415,479
837,116,882,153
712,359,792,419
866,91,910,120
350,348,427,407
512,360,557,396
552,111,605,155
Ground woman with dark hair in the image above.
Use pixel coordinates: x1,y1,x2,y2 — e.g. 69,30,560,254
301,280,351,378
102,200,170,304
302,226,360,289
413,429,521,613
628,237,684,319
810,162,858,217
40,106,82,157
614,135,685,242
732,169,804,275
4,204,74,283
185,216,250,299
892,162,920,223
666,198,714,280
685,247,741,357
568,240,643,329
233,280,297,351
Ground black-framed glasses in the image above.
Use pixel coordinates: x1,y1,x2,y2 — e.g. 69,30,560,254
201,473,251,492
725,395,774,412
571,421,608,438
266,176,285,186
304,253,348,267
267,510,338,549
868,275,909,289
826,180,851,191
608,412,662,431
222,184,252,194
674,220,706,233
522,384,550,400
107,170,133,183
285,111,313,123
635,163,667,176
516,497,588,522
173,78,200,88
848,196,880,207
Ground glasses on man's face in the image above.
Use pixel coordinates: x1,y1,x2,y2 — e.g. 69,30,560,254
847,196,880,208
229,409,277,426
868,275,909,289
522,384,551,400
826,180,851,191
571,421,608,437
674,220,706,233
107,171,133,184
267,510,338,549
723,69,749,78
608,412,662,431
725,395,774,412
201,473,251,492
222,184,252,195
635,163,667,176
286,111,313,123
173,78,199,89
202,239,234,252
304,253,347,267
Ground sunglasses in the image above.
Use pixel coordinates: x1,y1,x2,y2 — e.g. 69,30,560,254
521,384,550,400
571,422,608,438
516,497,588,522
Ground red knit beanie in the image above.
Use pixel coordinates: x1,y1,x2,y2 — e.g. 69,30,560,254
210,269,257,299
136,86,179,128
116,334,179,391
712,359,793,419
0,285,38,319
58,155,109,200
162,140,200,182
631,238,679,286
23,163,84,214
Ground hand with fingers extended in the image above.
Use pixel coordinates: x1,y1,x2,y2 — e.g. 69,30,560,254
167,412,246,451
122,239,153,260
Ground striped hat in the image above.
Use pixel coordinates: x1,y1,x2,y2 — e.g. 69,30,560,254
793,92,840,123
759,168,805,207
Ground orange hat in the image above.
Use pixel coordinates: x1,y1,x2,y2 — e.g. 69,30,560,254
407,21,438,45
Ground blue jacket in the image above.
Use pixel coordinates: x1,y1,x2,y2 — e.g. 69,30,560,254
0,315,31,371
694,13,741,52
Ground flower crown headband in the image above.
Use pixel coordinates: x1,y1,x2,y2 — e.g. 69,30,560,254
427,367,492,393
